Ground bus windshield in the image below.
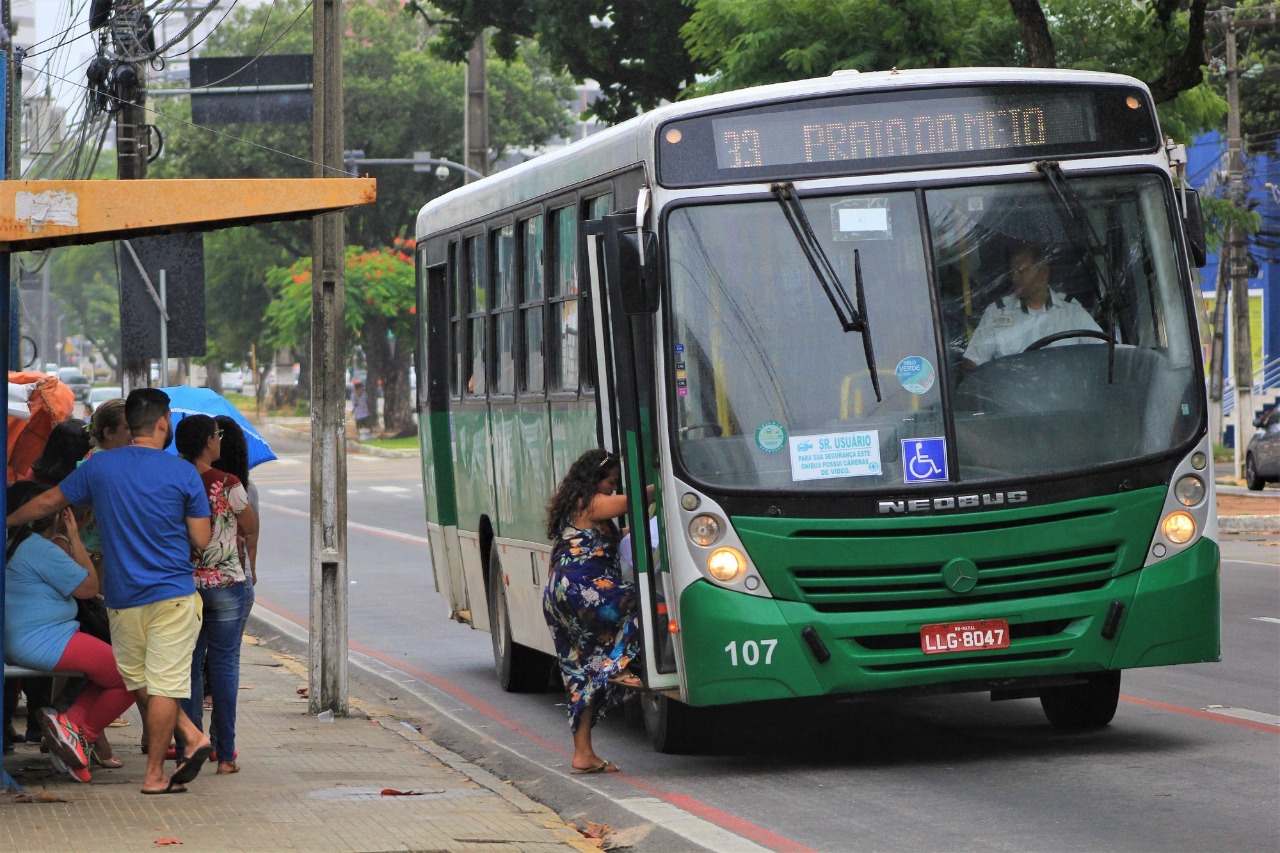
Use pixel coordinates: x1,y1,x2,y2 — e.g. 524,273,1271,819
667,172,1202,491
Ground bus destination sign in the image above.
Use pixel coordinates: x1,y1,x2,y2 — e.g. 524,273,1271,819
657,85,1159,187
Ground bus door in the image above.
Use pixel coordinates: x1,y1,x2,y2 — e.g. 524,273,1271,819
420,258,468,621
584,199,679,691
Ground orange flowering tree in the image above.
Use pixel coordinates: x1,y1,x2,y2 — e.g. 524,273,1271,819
265,238,418,432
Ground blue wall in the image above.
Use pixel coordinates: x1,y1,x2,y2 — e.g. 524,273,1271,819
1185,130,1279,381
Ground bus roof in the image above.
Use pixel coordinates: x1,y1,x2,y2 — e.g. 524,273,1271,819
415,67,1149,238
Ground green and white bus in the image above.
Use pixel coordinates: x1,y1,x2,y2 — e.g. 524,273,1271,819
413,68,1219,752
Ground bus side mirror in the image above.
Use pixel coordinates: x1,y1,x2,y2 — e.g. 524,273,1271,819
602,212,659,314
1181,187,1208,268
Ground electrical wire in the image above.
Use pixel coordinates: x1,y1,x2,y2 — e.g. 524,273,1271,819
23,61,345,177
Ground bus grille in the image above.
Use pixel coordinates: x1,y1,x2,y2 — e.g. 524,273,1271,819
786,545,1118,613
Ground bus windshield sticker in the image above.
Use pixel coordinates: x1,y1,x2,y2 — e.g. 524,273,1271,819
902,437,948,484
755,421,787,453
831,199,891,241
895,356,936,394
788,431,882,481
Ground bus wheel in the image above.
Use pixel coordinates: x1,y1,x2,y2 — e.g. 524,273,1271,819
1039,671,1121,730
641,691,704,754
488,551,552,693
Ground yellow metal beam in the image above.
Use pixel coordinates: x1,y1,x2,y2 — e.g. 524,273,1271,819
0,178,377,252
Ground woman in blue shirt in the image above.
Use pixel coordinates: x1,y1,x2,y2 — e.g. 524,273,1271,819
4,480,135,783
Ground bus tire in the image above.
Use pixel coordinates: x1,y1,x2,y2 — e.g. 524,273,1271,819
488,551,552,693
1039,670,1121,730
641,691,704,754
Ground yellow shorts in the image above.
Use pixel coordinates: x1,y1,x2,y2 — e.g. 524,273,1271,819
107,594,203,699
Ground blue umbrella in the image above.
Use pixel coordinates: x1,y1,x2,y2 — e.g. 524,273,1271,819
159,385,277,468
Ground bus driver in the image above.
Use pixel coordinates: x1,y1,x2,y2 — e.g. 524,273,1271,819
961,242,1102,369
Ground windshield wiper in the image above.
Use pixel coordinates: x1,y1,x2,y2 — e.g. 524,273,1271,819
1034,160,1122,382
771,181,881,402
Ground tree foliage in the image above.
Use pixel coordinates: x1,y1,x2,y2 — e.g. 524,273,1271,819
412,0,704,124
150,0,572,430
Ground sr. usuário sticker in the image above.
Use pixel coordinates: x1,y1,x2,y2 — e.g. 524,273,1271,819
755,421,787,453
895,355,935,394
789,431,881,481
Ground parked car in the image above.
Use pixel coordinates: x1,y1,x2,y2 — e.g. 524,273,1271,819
56,367,91,402
1245,405,1280,490
223,364,246,394
83,385,123,418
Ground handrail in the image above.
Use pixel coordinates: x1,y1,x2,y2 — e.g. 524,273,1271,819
1221,355,1280,416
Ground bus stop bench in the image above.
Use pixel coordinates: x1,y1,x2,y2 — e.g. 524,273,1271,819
3,664,85,680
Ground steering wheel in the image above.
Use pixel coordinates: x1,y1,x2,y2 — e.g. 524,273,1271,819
1023,329,1113,352
679,423,723,438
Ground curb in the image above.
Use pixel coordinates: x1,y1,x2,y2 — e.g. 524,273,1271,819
1219,515,1280,533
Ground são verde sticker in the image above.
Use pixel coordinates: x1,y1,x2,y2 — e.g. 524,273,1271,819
895,355,936,395
755,421,787,453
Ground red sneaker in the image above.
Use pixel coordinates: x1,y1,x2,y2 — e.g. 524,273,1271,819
39,709,89,770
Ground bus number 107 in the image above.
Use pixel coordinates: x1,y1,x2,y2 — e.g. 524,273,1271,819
724,638,779,666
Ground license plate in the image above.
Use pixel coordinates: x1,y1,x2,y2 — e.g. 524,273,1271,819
920,619,1011,655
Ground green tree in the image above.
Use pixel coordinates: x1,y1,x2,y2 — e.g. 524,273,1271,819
32,243,122,378
151,0,572,431
412,0,704,124
263,242,417,432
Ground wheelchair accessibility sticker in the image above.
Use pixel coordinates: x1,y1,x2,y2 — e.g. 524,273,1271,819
902,437,948,483
790,430,881,481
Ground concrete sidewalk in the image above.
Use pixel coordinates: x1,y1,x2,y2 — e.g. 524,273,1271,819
2,638,591,853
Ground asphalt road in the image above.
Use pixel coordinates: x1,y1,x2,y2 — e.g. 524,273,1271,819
248,440,1279,852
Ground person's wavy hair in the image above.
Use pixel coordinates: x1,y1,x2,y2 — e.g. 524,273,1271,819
88,398,126,447
30,418,90,485
175,413,217,461
6,479,54,560
211,415,249,486
544,448,618,540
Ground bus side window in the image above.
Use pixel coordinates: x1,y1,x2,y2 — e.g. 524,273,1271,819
549,205,579,393
448,240,464,399
465,233,487,397
520,214,546,395
581,194,612,393
492,224,516,396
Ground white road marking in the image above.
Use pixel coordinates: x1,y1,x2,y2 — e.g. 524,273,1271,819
1252,616,1280,625
267,488,305,496
1204,705,1280,727
262,503,431,545
266,456,304,465
349,455,386,463
370,486,411,494
614,797,774,853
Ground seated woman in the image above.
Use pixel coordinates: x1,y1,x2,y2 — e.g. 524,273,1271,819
3,480,136,783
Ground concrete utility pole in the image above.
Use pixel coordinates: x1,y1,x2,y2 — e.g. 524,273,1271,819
114,0,150,393
463,34,488,182
1223,16,1254,479
309,0,349,717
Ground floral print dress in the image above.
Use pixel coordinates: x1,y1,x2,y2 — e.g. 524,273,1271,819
193,470,248,588
542,522,640,732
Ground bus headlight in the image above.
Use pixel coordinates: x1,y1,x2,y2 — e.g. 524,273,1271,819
1161,510,1196,545
1173,475,1205,507
707,547,746,582
688,514,722,547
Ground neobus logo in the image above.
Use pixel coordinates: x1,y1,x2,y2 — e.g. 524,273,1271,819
878,490,1029,514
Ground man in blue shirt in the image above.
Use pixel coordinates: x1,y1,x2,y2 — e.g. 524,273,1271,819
7,389,214,794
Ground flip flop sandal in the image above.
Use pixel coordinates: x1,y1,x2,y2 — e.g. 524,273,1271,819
571,760,620,775
171,744,213,785
141,780,187,795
